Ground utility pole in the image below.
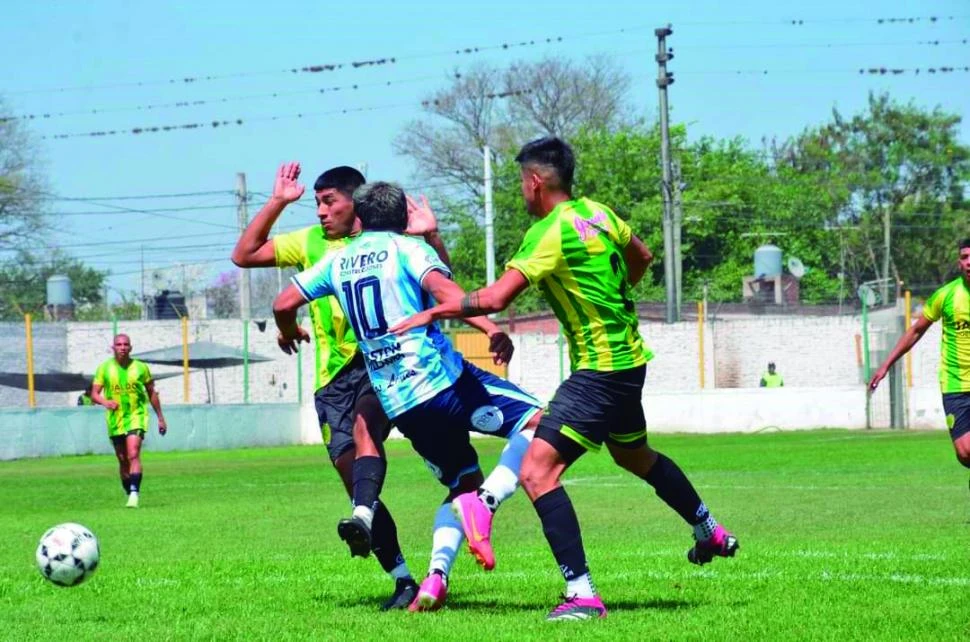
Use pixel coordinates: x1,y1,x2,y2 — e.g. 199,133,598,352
655,24,678,323
881,206,891,304
237,172,251,320
140,245,146,320
672,159,684,315
483,145,496,285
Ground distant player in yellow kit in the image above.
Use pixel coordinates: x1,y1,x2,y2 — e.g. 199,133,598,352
91,334,167,508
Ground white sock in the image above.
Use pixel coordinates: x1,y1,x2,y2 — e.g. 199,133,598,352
352,505,375,530
565,572,597,599
693,512,718,541
429,502,463,578
479,429,534,511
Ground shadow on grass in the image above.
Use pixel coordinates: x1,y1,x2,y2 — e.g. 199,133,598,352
326,592,705,613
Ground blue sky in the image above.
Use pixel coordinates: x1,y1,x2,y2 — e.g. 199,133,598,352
0,0,966,301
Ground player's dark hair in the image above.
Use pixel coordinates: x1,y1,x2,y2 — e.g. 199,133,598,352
959,238,970,251
514,136,575,194
313,166,366,197
354,182,407,232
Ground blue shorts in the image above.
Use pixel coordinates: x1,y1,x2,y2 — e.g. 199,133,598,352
393,361,542,489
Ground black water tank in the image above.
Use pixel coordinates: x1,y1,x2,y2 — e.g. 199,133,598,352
155,290,188,319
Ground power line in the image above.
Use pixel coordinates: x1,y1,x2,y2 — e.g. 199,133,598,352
679,65,970,76
1,73,448,123
11,15,963,96
5,26,651,96
39,88,534,141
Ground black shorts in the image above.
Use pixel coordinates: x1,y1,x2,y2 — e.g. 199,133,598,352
536,365,647,460
942,393,970,441
110,430,146,447
314,352,387,462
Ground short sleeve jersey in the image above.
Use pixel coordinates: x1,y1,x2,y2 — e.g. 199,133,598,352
274,226,358,390
922,277,970,393
291,231,464,419
506,197,653,372
93,358,153,433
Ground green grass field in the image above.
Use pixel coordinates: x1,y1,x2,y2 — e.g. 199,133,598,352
1,429,968,641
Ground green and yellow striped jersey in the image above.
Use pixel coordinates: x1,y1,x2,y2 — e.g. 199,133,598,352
274,225,358,390
93,358,153,434
922,277,970,393
506,197,653,372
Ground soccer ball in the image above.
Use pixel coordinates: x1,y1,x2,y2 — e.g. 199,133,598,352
35,523,100,587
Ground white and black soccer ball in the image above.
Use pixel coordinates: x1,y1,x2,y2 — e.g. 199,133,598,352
35,523,100,587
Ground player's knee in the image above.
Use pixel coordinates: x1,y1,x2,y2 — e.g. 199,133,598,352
954,436,970,468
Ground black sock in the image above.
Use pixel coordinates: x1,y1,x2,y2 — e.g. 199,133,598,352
533,486,588,580
641,452,708,525
371,501,408,575
352,456,386,514
129,473,142,494
121,476,131,495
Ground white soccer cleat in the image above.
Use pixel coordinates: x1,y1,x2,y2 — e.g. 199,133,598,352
126,492,140,508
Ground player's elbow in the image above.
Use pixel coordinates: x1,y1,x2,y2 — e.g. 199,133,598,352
230,248,253,268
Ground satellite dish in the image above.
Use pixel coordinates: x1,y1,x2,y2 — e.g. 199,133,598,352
787,257,807,279
857,284,878,306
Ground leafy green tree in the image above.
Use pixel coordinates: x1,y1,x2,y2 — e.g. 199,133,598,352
0,249,108,320
775,92,970,297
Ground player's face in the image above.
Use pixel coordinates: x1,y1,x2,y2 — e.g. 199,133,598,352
519,168,542,217
112,336,132,361
315,188,360,239
959,247,970,278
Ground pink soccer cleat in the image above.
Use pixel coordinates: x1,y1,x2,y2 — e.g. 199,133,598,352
408,572,448,612
687,524,739,566
452,492,495,571
546,595,607,621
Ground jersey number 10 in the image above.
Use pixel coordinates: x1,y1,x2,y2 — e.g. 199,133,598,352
341,276,389,339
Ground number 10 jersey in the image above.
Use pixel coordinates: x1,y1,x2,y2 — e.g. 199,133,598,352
292,231,464,419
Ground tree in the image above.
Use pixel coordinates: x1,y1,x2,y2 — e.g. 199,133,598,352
0,249,108,320
774,92,970,298
0,97,49,251
394,55,633,203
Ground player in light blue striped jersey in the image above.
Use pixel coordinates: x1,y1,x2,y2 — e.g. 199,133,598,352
274,181,542,611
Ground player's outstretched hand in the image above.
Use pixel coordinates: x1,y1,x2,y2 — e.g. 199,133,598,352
389,311,434,336
273,162,306,204
277,326,311,354
488,331,514,365
868,367,887,393
405,194,438,236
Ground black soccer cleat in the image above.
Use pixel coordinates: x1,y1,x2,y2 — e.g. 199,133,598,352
381,577,419,611
687,525,739,566
337,517,372,558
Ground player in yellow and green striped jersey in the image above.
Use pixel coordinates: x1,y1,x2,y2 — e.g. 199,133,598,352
232,162,447,610
91,334,167,508
870,238,970,469
391,137,738,621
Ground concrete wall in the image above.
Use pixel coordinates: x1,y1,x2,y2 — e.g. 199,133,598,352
0,403,301,461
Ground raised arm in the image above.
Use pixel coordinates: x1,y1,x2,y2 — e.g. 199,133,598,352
231,162,306,267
